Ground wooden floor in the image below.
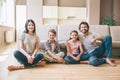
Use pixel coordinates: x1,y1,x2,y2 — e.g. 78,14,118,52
0,44,120,80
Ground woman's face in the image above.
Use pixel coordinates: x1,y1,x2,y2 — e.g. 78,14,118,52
48,32,56,41
27,21,35,33
70,32,78,41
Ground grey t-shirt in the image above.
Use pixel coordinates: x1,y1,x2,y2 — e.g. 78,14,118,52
79,32,99,53
19,32,39,55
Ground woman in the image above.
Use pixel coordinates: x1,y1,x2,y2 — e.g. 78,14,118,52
8,19,45,71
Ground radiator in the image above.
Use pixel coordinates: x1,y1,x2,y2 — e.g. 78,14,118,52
5,30,14,43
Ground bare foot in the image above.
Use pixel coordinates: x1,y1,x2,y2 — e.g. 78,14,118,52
58,58,65,64
8,65,24,71
64,61,69,64
106,58,116,67
80,61,90,64
51,59,58,63
109,58,115,63
36,61,46,67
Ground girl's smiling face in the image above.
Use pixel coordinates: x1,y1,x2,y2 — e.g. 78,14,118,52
70,32,78,41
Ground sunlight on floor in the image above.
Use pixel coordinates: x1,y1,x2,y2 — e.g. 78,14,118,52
0,42,17,64
0,55,8,62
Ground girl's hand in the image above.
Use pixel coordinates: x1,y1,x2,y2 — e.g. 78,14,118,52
74,56,80,61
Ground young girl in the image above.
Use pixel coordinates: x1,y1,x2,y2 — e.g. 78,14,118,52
44,29,65,63
8,19,45,71
65,30,89,64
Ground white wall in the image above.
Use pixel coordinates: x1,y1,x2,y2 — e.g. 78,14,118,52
6,0,15,27
27,0,43,26
16,5,26,39
26,0,101,25
0,25,15,47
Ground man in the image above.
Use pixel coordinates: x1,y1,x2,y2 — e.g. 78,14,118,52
79,21,116,67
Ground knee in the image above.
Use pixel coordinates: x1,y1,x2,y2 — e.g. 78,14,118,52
104,35,112,41
37,53,44,59
14,50,21,58
64,56,70,62
59,52,65,57
89,56,99,66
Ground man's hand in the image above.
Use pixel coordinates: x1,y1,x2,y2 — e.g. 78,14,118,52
90,38,96,44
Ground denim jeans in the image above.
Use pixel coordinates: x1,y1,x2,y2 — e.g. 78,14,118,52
14,50,43,68
64,52,89,64
89,35,112,66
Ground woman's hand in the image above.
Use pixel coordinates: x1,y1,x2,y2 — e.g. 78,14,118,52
31,55,35,59
27,56,34,64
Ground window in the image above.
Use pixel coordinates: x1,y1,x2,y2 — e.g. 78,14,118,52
0,1,7,25
0,0,15,27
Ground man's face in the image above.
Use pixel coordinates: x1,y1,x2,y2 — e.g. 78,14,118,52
80,24,88,34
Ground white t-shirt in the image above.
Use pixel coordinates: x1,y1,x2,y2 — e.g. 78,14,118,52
19,32,39,55
51,43,55,52
79,32,99,53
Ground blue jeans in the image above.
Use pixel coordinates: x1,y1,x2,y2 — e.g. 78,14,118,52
89,35,112,66
14,50,43,68
64,52,89,64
